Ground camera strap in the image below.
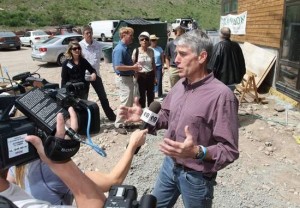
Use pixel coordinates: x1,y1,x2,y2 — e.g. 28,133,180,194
44,136,80,162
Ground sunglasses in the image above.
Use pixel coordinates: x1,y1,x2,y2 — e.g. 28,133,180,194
140,38,149,42
71,47,81,51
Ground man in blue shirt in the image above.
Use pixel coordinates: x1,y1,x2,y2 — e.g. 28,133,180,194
112,27,142,134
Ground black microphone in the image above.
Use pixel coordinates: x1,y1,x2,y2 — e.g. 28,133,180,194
134,101,161,154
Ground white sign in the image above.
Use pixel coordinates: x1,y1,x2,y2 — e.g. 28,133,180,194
140,108,159,126
220,11,247,35
8,134,29,158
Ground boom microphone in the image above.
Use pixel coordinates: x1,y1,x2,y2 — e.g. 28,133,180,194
135,101,161,154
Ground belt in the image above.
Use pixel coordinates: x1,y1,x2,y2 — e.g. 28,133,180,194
117,74,134,77
173,163,216,181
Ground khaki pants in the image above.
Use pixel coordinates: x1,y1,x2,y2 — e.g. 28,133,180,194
114,75,138,128
169,66,180,87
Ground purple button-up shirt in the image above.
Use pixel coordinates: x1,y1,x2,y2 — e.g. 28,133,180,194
155,72,239,174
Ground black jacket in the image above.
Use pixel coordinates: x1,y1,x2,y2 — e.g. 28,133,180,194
208,39,246,85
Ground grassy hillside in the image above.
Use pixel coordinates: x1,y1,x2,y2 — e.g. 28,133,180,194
0,0,221,30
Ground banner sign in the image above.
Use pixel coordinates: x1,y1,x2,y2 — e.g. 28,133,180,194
220,11,247,35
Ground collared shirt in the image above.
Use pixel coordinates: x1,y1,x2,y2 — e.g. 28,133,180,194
154,72,239,174
79,39,102,75
112,41,135,76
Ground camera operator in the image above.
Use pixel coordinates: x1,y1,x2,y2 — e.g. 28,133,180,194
1,107,148,207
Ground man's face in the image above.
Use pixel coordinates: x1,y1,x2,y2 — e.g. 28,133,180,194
175,45,206,80
123,32,133,45
83,29,93,43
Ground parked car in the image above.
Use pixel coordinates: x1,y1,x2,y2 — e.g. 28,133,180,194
31,34,83,66
20,30,50,47
0,31,21,50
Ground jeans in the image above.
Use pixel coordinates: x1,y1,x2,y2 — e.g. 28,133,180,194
152,156,215,208
154,65,163,97
90,76,116,121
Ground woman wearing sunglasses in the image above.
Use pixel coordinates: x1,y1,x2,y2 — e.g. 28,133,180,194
61,41,97,99
132,31,156,108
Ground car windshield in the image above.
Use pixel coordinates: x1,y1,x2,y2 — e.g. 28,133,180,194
0,32,16,37
33,31,48,36
42,37,59,44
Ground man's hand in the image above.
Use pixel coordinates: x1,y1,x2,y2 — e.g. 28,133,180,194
133,63,142,72
119,97,143,123
159,125,198,159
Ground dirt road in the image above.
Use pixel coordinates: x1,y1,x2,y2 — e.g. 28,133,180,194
1,47,300,207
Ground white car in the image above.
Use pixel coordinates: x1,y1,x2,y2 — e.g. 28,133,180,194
20,30,50,47
31,34,83,66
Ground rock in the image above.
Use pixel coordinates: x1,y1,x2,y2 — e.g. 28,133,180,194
274,105,285,112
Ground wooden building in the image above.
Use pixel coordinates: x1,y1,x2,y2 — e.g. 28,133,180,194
221,0,300,102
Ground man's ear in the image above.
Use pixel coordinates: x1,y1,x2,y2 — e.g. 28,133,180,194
198,51,208,64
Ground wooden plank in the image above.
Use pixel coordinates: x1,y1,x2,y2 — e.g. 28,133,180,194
241,42,277,88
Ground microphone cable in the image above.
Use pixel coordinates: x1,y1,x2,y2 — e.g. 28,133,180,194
81,107,107,157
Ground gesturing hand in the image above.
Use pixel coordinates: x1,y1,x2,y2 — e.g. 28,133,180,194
119,97,143,123
159,125,197,159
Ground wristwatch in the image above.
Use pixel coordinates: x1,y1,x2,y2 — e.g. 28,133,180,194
194,145,207,160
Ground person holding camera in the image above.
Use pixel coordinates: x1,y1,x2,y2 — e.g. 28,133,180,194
118,30,239,208
61,41,97,100
2,107,148,207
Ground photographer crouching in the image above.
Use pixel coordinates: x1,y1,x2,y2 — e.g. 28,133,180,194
0,107,148,207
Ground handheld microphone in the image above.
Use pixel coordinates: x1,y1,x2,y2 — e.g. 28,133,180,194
134,101,161,154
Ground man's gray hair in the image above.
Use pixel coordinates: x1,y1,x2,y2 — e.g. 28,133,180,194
174,29,213,62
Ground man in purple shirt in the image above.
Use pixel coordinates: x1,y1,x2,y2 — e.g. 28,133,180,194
118,29,239,208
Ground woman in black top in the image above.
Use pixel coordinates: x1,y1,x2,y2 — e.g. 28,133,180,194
61,41,97,99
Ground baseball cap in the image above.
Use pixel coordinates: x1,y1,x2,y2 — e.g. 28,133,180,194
138,31,150,39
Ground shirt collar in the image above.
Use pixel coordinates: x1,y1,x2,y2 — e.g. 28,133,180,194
82,39,93,47
182,72,215,90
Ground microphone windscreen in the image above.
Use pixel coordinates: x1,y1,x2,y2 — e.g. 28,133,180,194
148,101,161,114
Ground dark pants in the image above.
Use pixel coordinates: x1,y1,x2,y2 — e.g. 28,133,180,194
90,75,116,121
137,71,155,108
154,65,163,97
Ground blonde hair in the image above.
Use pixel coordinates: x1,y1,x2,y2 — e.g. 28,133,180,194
64,41,82,59
15,165,26,189
119,27,134,39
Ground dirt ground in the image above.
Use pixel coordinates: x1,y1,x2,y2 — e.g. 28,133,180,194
1,47,300,207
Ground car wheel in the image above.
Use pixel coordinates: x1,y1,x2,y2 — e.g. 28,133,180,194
57,53,66,66
30,41,33,48
101,34,106,42
16,46,21,50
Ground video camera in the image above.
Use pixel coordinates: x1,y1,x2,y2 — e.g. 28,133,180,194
104,185,156,208
0,72,100,169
